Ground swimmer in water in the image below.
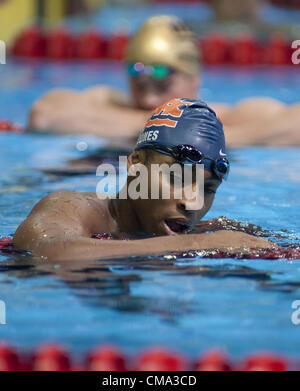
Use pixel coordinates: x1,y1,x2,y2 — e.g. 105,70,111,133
14,99,277,261
27,15,300,147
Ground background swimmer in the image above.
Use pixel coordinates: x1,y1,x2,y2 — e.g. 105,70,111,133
27,15,300,147
14,100,276,261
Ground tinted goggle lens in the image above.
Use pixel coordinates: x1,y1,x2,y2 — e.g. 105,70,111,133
148,144,230,180
127,63,173,80
176,145,230,180
176,145,203,163
214,158,230,180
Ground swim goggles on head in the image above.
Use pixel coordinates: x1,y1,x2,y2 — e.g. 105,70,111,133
127,62,174,80
145,144,230,180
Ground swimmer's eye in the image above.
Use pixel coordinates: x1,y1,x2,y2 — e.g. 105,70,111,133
134,78,171,95
204,186,216,195
153,79,172,93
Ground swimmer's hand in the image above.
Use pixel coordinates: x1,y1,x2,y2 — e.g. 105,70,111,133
194,230,276,252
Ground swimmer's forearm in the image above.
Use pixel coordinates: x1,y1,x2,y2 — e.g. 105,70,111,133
23,231,276,262
27,90,149,137
17,235,200,261
37,235,203,261
27,111,143,138
225,104,300,147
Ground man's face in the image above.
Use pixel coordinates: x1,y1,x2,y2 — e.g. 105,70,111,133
129,71,199,111
129,151,222,236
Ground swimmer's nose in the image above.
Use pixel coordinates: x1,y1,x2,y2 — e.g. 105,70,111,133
141,93,163,110
177,194,205,215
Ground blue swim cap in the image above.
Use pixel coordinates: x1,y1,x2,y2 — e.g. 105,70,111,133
135,98,227,172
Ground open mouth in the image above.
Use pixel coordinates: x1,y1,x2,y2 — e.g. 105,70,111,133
164,218,191,235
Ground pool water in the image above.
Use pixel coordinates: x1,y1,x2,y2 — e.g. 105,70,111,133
0,61,299,359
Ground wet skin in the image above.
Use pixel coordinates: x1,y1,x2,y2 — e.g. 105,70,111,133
117,150,221,237
13,149,277,262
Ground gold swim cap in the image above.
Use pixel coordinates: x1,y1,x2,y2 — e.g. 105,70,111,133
126,15,200,77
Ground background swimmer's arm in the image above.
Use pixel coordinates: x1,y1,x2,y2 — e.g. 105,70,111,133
27,88,82,132
209,103,231,119
220,97,286,126
27,87,149,138
225,104,300,147
220,98,300,147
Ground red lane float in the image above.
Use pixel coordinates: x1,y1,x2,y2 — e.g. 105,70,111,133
133,348,189,371
46,28,77,60
230,35,262,66
195,350,232,371
0,237,12,249
0,120,22,133
10,26,298,66
106,33,129,61
33,344,72,371
265,34,292,65
0,237,18,255
200,34,230,65
12,26,46,58
0,345,21,371
76,30,107,59
0,344,296,371
87,346,127,371
236,353,288,371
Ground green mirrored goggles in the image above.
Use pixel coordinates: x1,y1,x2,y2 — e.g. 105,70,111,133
127,62,174,80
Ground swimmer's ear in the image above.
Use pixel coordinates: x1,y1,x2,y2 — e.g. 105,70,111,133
127,150,147,171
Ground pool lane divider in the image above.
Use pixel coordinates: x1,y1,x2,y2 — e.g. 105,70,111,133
0,121,22,133
10,26,297,66
0,344,296,371
0,238,13,250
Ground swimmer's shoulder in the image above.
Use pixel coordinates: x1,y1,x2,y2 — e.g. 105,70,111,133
27,191,111,232
212,97,287,129
44,191,109,217
29,191,96,215
40,190,87,202
37,86,129,107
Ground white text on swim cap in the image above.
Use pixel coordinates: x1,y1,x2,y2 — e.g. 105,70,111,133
137,130,159,144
